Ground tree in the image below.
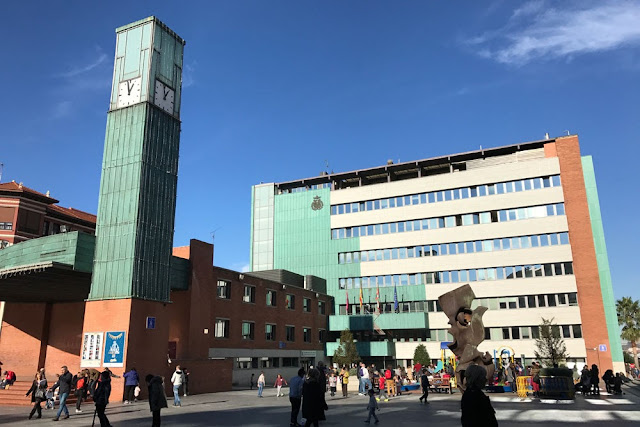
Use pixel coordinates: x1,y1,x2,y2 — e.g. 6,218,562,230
617,297,640,367
534,318,569,367
623,351,634,364
413,344,431,366
333,329,360,368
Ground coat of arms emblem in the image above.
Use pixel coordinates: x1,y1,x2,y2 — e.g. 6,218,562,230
311,196,324,211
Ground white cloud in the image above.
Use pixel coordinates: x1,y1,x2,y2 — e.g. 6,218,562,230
182,62,195,88
51,100,72,119
55,50,108,78
467,2,640,66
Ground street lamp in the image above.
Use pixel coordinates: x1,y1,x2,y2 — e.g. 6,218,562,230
587,347,601,368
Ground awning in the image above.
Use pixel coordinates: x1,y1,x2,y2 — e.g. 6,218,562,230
0,261,90,302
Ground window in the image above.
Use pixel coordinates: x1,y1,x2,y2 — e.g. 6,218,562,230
282,357,299,367
266,289,277,306
265,324,277,341
521,327,531,339
562,325,571,338
319,329,326,343
303,298,311,313
511,327,520,340
236,357,252,369
568,293,578,306
531,326,540,339
0,222,13,231
217,280,231,299
243,285,256,303
242,321,255,340
303,328,312,343
572,325,583,338
286,294,295,309
502,328,510,339
286,326,295,342
318,301,326,315
214,319,229,338
260,357,280,368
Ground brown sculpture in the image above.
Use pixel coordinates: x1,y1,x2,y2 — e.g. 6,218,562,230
438,284,494,391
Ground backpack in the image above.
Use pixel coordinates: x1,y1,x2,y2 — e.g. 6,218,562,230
76,378,85,389
385,370,392,380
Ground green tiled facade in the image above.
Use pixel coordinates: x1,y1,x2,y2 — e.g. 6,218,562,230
582,156,623,363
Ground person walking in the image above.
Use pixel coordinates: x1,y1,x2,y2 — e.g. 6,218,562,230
274,374,288,397
170,365,185,407
384,366,395,397
182,368,190,397
289,368,305,427
377,375,388,402
419,368,430,404
302,368,326,427
93,371,112,427
361,363,371,395
357,362,364,395
87,368,101,397
146,374,168,427
26,372,47,419
50,366,73,421
461,365,498,427
340,366,349,397
590,364,600,395
123,367,139,404
257,371,265,397
328,372,337,397
250,373,255,390
364,388,379,424
73,371,88,413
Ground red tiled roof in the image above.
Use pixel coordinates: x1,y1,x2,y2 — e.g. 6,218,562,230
47,204,97,224
0,181,58,203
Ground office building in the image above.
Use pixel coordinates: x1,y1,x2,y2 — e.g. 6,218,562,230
250,135,623,372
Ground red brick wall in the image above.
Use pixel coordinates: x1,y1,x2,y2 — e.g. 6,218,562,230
44,302,85,378
555,135,613,371
163,358,233,395
0,303,48,380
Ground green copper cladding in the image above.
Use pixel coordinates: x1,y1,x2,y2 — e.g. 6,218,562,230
271,188,361,301
581,156,623,363
89,18,184,302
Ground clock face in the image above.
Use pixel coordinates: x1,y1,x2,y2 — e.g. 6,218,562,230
116,77,142,108
154,80,175,115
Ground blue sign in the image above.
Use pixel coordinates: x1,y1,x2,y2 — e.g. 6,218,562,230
103,331,126,367
598,344,607,352
146,317,156,330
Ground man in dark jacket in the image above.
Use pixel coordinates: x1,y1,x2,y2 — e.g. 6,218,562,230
94,371,112,427
419,368,430,404
50,366,73,421
146,374,168,427
461,364,498,427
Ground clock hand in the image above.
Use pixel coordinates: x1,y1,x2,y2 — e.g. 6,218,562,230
163,87,170,100
127,81,133,95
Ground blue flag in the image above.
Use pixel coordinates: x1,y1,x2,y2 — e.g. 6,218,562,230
393,283,399,313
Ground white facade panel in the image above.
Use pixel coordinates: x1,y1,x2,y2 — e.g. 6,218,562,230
329,157,561,205
423,276,578,299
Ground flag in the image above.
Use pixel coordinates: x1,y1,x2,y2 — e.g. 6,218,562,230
393,283,399,313
376,284,380,314
346,291,350,314
359,284,363,309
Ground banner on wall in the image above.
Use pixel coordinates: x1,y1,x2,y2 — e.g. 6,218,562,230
103,331,126,367
81,332,104,368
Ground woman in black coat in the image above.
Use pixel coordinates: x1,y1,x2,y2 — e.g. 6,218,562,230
26,372,48,420
94,371,112,427
146,374,168,427
461,364,498,427
302,369,327,427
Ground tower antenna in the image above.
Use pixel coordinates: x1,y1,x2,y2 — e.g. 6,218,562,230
210,226,222,243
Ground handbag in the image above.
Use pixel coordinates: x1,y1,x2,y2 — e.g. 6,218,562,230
35,388,45,399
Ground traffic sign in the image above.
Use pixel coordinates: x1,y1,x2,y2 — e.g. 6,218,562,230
598,344,607,352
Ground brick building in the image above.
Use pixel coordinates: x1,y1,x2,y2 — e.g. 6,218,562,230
171,242,330,387
0,181,96,248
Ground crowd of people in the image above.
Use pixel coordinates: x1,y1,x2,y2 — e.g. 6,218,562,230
4,364,176,426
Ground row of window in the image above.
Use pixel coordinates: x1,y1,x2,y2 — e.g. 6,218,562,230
338,232,570,264
331,203,565,240
338,261,573,289
429,323,582,342
0,222,13,230
216,281,327,314
337,292,579,315
279,183,331,194
215,319,326,343
331,175,562,215
236,357,301,369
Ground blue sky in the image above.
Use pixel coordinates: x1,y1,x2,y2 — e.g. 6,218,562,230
1,1,638,300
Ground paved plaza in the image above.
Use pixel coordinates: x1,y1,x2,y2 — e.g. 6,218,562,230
1,383,639,426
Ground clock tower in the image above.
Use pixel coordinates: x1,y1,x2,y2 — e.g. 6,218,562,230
81,17,185,393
